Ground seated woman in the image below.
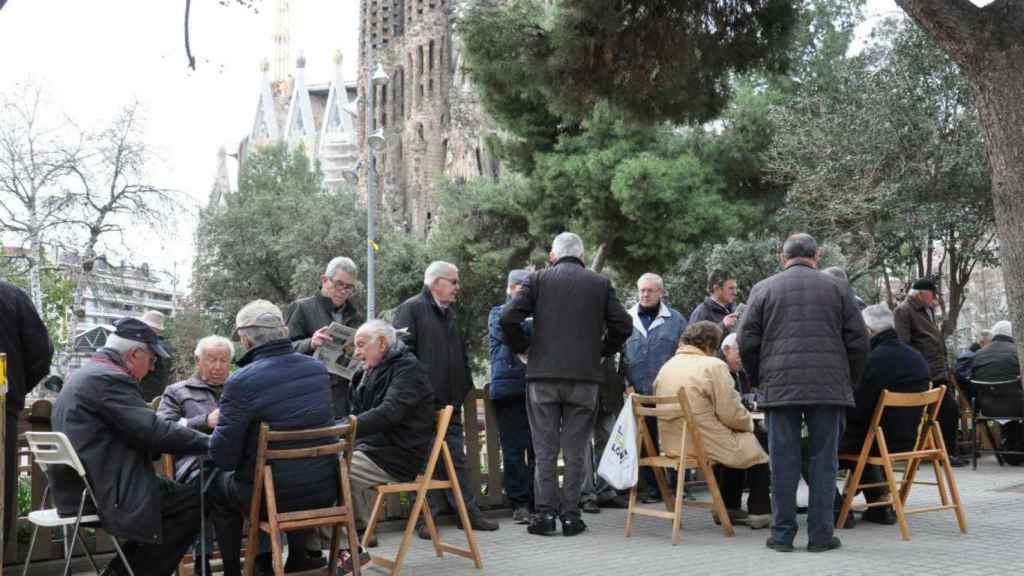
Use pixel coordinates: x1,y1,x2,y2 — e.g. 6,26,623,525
654,321,770,528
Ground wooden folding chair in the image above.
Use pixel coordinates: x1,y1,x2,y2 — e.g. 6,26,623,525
835,386,968,541
360,405,482,575
624,391,734,545
241,421,361,576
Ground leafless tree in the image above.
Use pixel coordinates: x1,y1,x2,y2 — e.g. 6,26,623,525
0,83,84,309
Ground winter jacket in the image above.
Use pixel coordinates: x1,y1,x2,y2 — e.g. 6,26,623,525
139,337,173,402
157,376,222,481
654,345,768,469
487,304,532,400
393,287,473,407
349,342,435,481
738,261,869,408
688,296,736,332
500,257,632,385
210,339,337,512
971,335,1020,384
894,296,949,382
286,293,363,355
840,329,931,454
955,347,978,390
0,280,53,411
622,301,687,395
51,349,209,544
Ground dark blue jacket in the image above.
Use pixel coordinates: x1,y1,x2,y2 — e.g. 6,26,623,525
211,339,337,511
841,329,930,454
622,302,687,395
488,304,532,399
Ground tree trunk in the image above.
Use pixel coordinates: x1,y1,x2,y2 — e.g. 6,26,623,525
897,0,1024,394
28,227,43,312
590,242,608,272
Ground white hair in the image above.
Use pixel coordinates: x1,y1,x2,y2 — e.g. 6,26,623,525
325,256,358,278
862,304,895,334
194,335,235,359
424,261,457,287
238,325,289,348
720,332,738,352
637,272,664,291
357,319,397,346
551,232,584,260
105,333,148,356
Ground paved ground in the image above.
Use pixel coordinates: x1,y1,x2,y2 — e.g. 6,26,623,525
366,458,1024,576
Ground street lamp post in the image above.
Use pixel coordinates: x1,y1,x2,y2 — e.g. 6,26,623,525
364,50,389,320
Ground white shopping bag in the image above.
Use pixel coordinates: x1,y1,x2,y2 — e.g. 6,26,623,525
597,394,638,490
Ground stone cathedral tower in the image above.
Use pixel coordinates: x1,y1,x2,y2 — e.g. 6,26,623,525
358,0,500,235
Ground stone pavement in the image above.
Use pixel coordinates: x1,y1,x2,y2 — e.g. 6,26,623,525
364,458,1024,576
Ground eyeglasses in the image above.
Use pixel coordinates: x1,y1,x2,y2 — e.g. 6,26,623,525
329,279,356,292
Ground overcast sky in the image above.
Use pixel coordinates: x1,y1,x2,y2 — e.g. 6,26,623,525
1,0,907,292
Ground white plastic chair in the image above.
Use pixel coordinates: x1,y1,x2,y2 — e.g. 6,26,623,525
22,432,136,576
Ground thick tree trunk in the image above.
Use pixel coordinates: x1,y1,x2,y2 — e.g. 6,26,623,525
897,0,1024,382
590,242,608,272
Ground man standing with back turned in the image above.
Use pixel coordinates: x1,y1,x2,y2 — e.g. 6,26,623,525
739,233,868,553
501,232,632,537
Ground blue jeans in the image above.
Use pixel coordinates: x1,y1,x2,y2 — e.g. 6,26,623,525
766,405,843,546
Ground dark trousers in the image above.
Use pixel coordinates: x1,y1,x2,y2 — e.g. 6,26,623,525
639,416,661,496
207,472,319,576
4,407,17,540
716,463,771,515
767,405,843,547
330,375,350,420
426,411,483,519
834,464,887,510
107,477,205,576
492,396,534,509
934,379,961,455
527,381,598,518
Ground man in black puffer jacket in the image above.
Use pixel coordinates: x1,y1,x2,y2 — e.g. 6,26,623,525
209,300,337,576
347,320,435,529
739,233,868,554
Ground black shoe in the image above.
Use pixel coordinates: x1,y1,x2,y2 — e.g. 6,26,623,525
949,455,966,468
417,521,433,540
527,512,558,536
835,509,856,529
284,553,327,573
807,536,842,553
456,513,500,531
640,491,662,504
581,499,601,514
193,555,213,576
560,515,587,537
599,494,630,509
862,506,897,525
766,537,794,553
339,547,371,575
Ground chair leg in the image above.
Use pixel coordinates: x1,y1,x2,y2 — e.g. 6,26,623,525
74,525,101,575
242,515,261,576
420,498,444,558
20,524,40,576
110,536,137,576
671,465,685,546
624,481,638,537
971,407,979,470
701,459,733,538
441,443,482,569
390,489,430,576
836,460,865,530
881,454,911,541
935,426,969,535
361,490,386,551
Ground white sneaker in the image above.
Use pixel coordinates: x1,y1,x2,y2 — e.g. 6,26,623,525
747,514,771,529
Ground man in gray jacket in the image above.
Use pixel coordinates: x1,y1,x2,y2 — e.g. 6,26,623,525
739,233,868,554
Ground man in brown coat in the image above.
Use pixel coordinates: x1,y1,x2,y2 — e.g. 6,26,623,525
893,278,963,466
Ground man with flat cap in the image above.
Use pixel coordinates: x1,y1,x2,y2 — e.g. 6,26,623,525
51,317,211,576
209,300,338,575
894,278,964,465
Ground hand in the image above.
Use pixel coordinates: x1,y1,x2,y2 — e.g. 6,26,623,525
723,313,738,329
206,409,220,429
516,353,528,364
625,386,635,396
311,326,333,349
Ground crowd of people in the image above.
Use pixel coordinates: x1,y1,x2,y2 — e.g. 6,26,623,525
0,230,1020,574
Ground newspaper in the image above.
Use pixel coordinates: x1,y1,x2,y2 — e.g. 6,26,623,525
313,322,362,381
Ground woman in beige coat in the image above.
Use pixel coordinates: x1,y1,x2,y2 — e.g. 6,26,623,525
654,321,770,528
